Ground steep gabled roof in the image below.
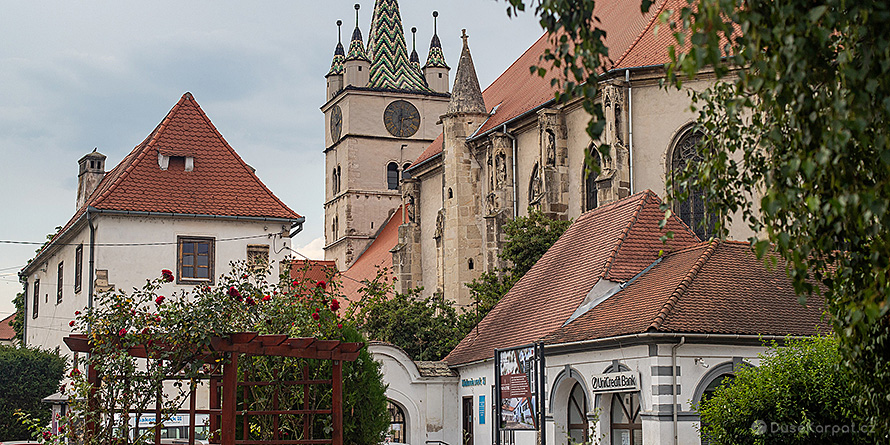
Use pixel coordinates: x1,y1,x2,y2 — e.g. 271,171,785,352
444,191,699,366
86,93,300,219
24,93,301,273
543,241,828,344
339,206,404,302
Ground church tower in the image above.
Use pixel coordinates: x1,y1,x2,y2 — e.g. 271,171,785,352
322,1,451,270
440,31,489,307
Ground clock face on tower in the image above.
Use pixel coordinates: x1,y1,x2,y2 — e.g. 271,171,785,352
330,105,343,142
383,100,420,138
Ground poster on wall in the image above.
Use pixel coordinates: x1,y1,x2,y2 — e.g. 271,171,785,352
495,343,542,431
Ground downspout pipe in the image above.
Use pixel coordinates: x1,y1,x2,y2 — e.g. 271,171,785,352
87,210,96,319
502,124,518,218
671,336,685,445
626,69,634,194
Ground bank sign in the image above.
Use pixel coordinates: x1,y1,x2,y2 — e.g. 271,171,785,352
590,371,640,393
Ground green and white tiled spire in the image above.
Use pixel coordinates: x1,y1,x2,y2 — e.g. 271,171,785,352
424,11,449,69
327,20,345,76
345,4,369,62
367,0,431,91
409,26,421,71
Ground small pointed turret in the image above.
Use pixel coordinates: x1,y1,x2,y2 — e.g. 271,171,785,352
344,4,370,87
326,21,346,99
447,30,485,115
409,27,421,68
366,0,430,91
423,11,450,94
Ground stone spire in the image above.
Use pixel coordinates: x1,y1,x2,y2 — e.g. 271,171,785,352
327,20,345,76
345,4,369,62
424,11,449,69
366,0,430,91
447,30,486,114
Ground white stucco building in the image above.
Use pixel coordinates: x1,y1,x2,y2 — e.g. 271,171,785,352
20,92,304,353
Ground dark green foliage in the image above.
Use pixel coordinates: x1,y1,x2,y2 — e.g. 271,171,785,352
340,326,389,445
0,346,67,440
12,291,24,344
354,284,463,362
697,336,873,444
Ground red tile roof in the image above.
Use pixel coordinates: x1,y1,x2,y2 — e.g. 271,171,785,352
290,259,339,285
444,190,699,366
339,206,404,302
89,92,300,219
0,313,15,341
411,0,675,167
26,93,301,271
543,241,828,344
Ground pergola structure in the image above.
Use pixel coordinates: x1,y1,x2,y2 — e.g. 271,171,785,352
64,332,363,445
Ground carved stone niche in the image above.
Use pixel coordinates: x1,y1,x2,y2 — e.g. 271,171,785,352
401,178,420,224
601,84,626,148
537,108,567,167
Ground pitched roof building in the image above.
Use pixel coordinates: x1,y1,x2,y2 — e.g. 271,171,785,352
20,93,302,352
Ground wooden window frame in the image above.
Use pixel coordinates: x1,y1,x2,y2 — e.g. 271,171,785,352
57,262,64,304
74,244,83,294
32,279,39,319
177,236,215,284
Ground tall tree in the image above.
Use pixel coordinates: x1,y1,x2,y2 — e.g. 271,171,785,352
0,346,67,440
502,0,890,433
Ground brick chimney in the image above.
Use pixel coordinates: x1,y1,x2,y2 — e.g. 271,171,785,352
77,149,106,209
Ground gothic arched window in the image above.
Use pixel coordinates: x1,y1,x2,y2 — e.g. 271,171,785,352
670,129,715,239
584,146,602,212
611,392,642,445
567,381,588,443
387,162,399,190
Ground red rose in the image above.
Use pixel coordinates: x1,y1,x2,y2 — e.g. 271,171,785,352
204,286,211,292
337,323,343,329
69,320,75,327
155,316,161,323
262,295,271,302
43,431,51,440
311,312,320,320
330,299,340,311
161,269,174,282
246,297,256,306
118,328,127,336
228,286,241,299
74,310,81,315
316,280,326,290
69,368,80,377
155,295,165,305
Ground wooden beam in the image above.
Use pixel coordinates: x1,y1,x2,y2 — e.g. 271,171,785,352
222,352,239,445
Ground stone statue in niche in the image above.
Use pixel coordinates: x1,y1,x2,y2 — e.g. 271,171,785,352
487,152,494,190
486,192,499,214
405,194,416,223
545,129,556,166
433,208,445,239
529,163,543,204
495,151,507,189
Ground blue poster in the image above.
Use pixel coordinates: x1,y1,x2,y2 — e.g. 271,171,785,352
479,395,486,424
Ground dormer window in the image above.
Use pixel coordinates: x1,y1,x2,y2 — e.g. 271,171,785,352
158,154,195,171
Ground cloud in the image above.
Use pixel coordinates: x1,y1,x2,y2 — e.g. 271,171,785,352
294,236,325,261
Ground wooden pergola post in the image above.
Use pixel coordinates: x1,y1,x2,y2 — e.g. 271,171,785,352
221,352,239,445
332,359,343,445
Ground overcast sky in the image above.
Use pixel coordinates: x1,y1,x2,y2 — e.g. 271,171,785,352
0,1,544,318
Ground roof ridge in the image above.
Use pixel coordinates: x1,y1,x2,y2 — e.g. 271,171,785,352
648,239,719,331
599,191,653,279
184,95,300,218
90,94,191,207
611,0,670,69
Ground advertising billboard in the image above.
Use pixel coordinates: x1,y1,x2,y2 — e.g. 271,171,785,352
495,344,543,432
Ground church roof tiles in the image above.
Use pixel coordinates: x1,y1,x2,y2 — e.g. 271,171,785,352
366,0,430,91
